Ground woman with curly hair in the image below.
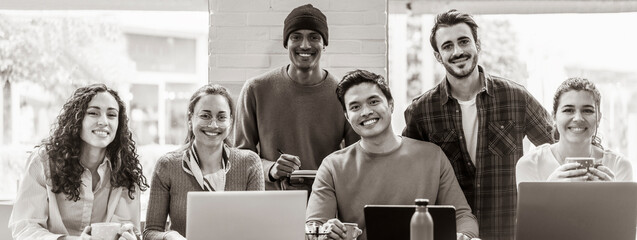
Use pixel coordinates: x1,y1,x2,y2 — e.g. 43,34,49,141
143,84,264,240
516,77,632,183
9,84,149,240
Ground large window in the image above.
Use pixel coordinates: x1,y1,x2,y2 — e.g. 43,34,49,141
389,9,637,177
0,10,208,200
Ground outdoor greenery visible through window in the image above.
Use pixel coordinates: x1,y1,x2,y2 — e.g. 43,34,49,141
390,12,637,177
0,10,208,200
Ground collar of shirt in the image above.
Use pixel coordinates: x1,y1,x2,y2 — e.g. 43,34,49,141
182,144,231,191
80,157,112,191
440,65,495,105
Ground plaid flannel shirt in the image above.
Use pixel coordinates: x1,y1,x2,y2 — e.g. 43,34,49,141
402,66,553,240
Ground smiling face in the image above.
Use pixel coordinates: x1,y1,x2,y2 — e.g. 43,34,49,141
555,90,600,145
190,94,232,149
80,92,119,151
287,29,324,71
434,23,480,79
343,82,394,140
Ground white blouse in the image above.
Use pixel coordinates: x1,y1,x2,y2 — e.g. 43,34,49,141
516,143,633,185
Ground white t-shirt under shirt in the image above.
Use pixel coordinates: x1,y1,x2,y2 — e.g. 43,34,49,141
458,97,478,164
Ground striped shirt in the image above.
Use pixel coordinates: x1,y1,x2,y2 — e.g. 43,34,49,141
402,66,553,240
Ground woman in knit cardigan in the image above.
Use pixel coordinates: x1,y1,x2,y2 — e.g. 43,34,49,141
143,84,265,240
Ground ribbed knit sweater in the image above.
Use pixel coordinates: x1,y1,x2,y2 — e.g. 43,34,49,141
234,65,360,189
143,146,264,239
306,137,479,239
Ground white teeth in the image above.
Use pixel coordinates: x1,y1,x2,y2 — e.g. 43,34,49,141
299,53,311,57
569,127,586,133
362,119,378,126
93,130,108,137
203,131,220,136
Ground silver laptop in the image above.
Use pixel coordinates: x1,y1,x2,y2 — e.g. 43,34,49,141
186,191,306,240
516,182,637,240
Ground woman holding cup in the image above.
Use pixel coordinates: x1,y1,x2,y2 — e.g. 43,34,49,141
516,77,633,183
143,84,264,240
9,84,149,240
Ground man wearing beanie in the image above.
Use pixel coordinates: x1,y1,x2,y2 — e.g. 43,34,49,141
234,4,359,190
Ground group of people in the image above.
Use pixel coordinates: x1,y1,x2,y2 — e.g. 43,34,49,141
7,4,633,240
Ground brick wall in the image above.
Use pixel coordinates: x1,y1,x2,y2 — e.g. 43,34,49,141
208,0,387,97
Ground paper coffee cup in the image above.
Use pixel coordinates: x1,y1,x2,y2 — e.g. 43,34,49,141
91,222,121,240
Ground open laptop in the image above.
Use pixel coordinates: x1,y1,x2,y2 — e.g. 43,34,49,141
516,182,637,240
364,205,456,240
186,191,306,240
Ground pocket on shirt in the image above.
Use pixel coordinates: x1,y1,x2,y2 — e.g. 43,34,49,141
488,120,517,157
428,130,461,162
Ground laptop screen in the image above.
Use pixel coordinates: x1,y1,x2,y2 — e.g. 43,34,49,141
364,205,456,240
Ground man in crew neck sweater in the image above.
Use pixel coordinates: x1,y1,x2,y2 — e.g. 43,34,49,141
234,4,359,190
306,70,478,240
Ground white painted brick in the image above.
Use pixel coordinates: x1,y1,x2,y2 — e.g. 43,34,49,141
361,40,386,54
363,12,386,25
245,41,287,54
209,55,217,67
328,0,385,11
331,26,386,40
329,54,385,68
217,54,270,68
211,40,245,54
270,0,330,12
216,0,270,12
247,13,287,26
270,27,284,40
330,67,387,80
326,40,361,54
210,68,246,82
269,54,290,68
211,13,247,26
209,0,219,12
327,12,366,25
212,26,270,40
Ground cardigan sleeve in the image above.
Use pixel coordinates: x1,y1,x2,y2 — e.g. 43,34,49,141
143,157,175,240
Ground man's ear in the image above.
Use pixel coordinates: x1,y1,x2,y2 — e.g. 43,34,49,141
434,52,442,63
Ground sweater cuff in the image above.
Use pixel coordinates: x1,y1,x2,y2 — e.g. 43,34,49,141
263,160,277,183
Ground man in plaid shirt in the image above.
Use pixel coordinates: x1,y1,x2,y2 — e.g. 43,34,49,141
402,9,553,240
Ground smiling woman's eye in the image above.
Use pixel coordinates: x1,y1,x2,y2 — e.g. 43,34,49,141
198,113,212,120
87,111,98,116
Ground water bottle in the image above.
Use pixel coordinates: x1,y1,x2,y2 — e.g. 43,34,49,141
410,198,433,240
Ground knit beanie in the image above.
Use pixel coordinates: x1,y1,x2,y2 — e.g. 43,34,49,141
283,4,328,48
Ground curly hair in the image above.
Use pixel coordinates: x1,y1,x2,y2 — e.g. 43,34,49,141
552,77,603,148
44,84,148,201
